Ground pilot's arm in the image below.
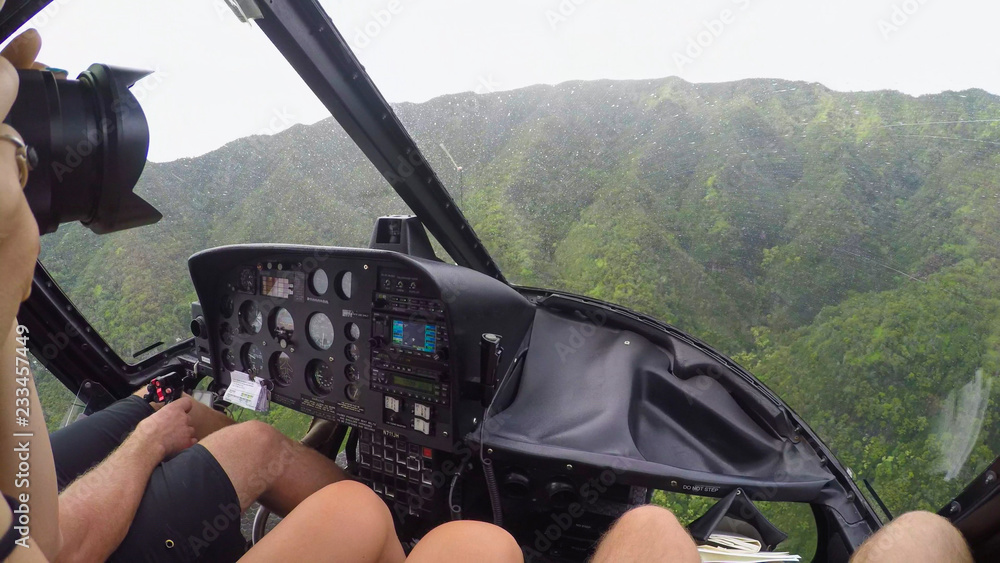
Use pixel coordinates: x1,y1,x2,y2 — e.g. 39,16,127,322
55,398,196,563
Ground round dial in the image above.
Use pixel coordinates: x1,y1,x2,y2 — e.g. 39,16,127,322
222,349,237,371
239,300,263,334
307,313,335,350
220,294,234,318
345,383,361,402
344,364,359,382
220,322,235,345
241,343,264,377
345,322,360,342
310,269,329,296
336,271,353,300
270,308,295,339
239,268,256,293
269,352,293,386
345,343,359,362
307,360,334,395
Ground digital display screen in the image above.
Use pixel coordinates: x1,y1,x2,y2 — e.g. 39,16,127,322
392,375,437,394
391,319,437,353
261,275,293,299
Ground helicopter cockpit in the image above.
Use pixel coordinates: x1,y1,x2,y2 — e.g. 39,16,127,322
4,0,1000,561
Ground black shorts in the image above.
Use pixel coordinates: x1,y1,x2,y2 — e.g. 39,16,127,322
50,396,247,562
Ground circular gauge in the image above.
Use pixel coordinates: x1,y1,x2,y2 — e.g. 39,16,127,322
344,364,359,382
222,349,237,371
307,313,335,350
310,269,329,296
345,343,359,362
221,294,234,318
220,322,235,345
307,360,335,395
335,271,353,300
239,301,263,334
345,322,361,342
269,352,293,386
270,308,295,339
345,383,361,402
239,268,256,293
241,343,264,377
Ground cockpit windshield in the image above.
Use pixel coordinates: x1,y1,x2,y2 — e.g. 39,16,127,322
344,0,1000,528
13,0,1000,552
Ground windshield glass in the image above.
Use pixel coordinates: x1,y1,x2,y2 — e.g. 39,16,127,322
343,0,1000,537
17,0,411,358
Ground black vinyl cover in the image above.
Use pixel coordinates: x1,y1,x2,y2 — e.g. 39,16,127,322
480,308,836,500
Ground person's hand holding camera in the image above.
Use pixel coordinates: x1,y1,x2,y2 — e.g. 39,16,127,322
0,29,43,340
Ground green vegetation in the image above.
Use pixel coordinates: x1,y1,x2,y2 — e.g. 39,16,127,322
32,76,999,555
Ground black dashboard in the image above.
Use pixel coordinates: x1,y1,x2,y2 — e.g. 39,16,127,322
189,244,535,454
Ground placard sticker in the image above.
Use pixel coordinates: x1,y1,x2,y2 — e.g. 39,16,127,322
224,371,269,412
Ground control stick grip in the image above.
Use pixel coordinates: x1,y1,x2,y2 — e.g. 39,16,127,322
481,333,502,407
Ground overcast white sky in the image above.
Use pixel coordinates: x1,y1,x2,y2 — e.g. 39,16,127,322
7,0,999,162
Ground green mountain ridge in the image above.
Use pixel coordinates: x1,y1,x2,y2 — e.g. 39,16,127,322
33,76,1000,551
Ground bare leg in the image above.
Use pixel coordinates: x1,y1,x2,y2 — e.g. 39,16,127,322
591,505,700,563
407,521,523,562
850,511,972,563
240,481,406,563
199,420,348,516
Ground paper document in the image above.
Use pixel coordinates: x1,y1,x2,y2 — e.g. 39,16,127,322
697,533,800,563
223,371,270,412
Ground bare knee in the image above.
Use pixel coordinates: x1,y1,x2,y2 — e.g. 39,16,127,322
616,505,686,534
306,481,394,530
853,511,971,563
435,521,520,556
200,420,295,504
228,419,284,448
410,521,522,562
592,505,698,563
892,511,958,535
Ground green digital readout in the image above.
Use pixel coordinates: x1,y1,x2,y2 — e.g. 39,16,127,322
392,374,436,394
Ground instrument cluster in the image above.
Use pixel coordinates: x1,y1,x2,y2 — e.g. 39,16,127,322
193,246,473,453
218,261,368,406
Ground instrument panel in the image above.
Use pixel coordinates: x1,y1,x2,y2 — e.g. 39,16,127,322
216,256,455,450
189,245,536,455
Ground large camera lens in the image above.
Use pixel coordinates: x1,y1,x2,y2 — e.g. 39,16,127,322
5,64,161,235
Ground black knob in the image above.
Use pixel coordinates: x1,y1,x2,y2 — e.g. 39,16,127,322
545,480,578,509
374,297,388,309
369,336,385,349
501,472,531,499
190,316,207,338
436,346,449,361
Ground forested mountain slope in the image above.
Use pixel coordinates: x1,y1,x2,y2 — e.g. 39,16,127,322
35,77,1000,537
